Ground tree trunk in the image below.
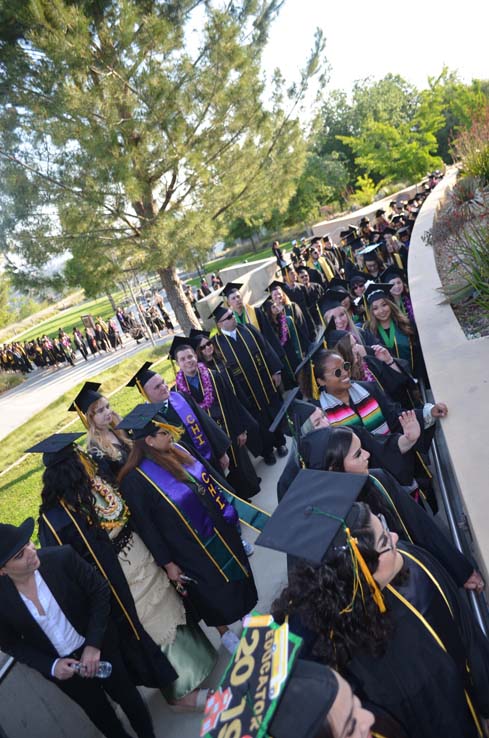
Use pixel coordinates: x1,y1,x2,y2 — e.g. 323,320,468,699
105,290,117,312
250,232,259,252
158,265,201,334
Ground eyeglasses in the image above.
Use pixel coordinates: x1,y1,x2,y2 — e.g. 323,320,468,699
376,513,394,555
324,361,351,378
220,313,233,322
200,341,213,349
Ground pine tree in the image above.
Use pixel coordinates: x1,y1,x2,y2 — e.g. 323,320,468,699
0,0,323,331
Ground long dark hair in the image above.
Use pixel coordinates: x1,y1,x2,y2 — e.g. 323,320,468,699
118,436,194,483
39,451,97,522
272,502,393,671
298,349,340,399
303,426,406,543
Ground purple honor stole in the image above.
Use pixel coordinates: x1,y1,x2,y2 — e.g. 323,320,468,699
138,457,246,582
169,392,212,460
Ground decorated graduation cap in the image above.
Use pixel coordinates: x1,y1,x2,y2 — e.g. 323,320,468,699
358,242,384,260
68,382,102,427
210,302,232,323
364,282,393,305
126,362,157,399
202,623,337,738
168,335,194,361
26,432,85,468
201,615,336,738
221,282,243,298
116,402,183,441
256,468,386,612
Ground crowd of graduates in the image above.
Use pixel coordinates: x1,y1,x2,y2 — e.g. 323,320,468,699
2,172,489,738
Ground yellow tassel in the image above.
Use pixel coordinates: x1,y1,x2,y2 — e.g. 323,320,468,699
346,528,386,613
310,364,320,401
73,401,88,429
151,419,184,442
135,378,149,401
77,449,96,479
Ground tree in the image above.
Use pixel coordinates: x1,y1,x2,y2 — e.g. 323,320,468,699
0,0,322,332
0,273,11,328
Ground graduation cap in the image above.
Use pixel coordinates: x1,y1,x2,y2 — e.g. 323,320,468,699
269,386,320,436
357,242,383,259
126,361,157,399
380,265,406,283
266,280,287,294
256,468,386,611
26,432,85,468
68,382,102,428
168,335,194,361
221,282,243,298
350,237,365,251
349,269,368,287
189,328,210,340
375,209,386,217
328,277,349,290
364,282,393,305
116,403,183,441
397,225,411,236
318,289,348,315
210,302,233,323
324,317,350,349
359,217,370,226
382,227,396,236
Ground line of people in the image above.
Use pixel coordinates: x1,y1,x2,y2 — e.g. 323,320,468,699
2,173,489,738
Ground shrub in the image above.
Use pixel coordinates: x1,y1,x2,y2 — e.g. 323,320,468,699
451,105,489,185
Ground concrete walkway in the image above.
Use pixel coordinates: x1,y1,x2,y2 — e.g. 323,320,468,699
0,334,174,441
0,442,289,738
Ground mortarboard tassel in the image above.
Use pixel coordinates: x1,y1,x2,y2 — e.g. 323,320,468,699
152,419,184,442
346,528,386,614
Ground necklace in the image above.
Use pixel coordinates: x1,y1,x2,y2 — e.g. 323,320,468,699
176,362,215,410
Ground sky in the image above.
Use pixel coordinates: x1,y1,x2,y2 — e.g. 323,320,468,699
261,0,487,99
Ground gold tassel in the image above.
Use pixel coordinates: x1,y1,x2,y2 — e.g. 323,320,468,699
152,419,184,442
73,401,88,429
135,377,149,401
77,448,96,479
310,364,320,401
346,528,386,613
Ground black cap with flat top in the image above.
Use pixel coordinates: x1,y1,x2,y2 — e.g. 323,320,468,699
68,381,102,417
210,303,232,323
26,432,85,467
168,335,193,361
256,468,368,564
116,402,169,439
364,282,393,305
221,282,243,298
126,362,157,391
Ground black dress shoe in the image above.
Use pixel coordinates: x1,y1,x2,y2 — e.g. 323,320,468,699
276,445,288,458
263,453,276,466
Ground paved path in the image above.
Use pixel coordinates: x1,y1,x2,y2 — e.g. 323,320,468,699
0,334,174,441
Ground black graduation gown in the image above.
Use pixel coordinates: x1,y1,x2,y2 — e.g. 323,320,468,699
165,390,231,468
119,462,258,626
235,303,285,364
38,507,177,688
179,369,262,499
347,543,489,738
361,469,474,587
282,284,316,339
301,282,325,326
215,324,285,453
363,355,420,409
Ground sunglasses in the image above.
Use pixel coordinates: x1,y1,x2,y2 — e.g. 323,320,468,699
200,341,213,349
325,361,351,378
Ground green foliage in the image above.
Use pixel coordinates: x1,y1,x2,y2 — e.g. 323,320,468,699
283,152,349,225
452,105,489,184
0,0,323,331
0,273,11,327
351,174,379,207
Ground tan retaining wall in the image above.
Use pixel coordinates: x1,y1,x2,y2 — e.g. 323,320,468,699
408,168,489,579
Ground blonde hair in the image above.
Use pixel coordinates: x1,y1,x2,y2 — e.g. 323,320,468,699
324,306,363,344
86,397,132,461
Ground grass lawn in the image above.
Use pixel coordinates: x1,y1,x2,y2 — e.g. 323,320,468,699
0,343,177,538
15,291,125,343
0,374,25,395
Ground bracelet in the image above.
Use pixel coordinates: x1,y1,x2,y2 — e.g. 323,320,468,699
386,361,394,366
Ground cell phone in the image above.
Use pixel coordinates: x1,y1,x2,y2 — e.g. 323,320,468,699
180,574,198,584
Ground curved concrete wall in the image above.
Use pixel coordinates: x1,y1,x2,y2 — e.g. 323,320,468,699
408,169,489,578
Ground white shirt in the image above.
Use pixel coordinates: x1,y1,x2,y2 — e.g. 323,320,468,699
221,328,237,340
19,570,84,675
